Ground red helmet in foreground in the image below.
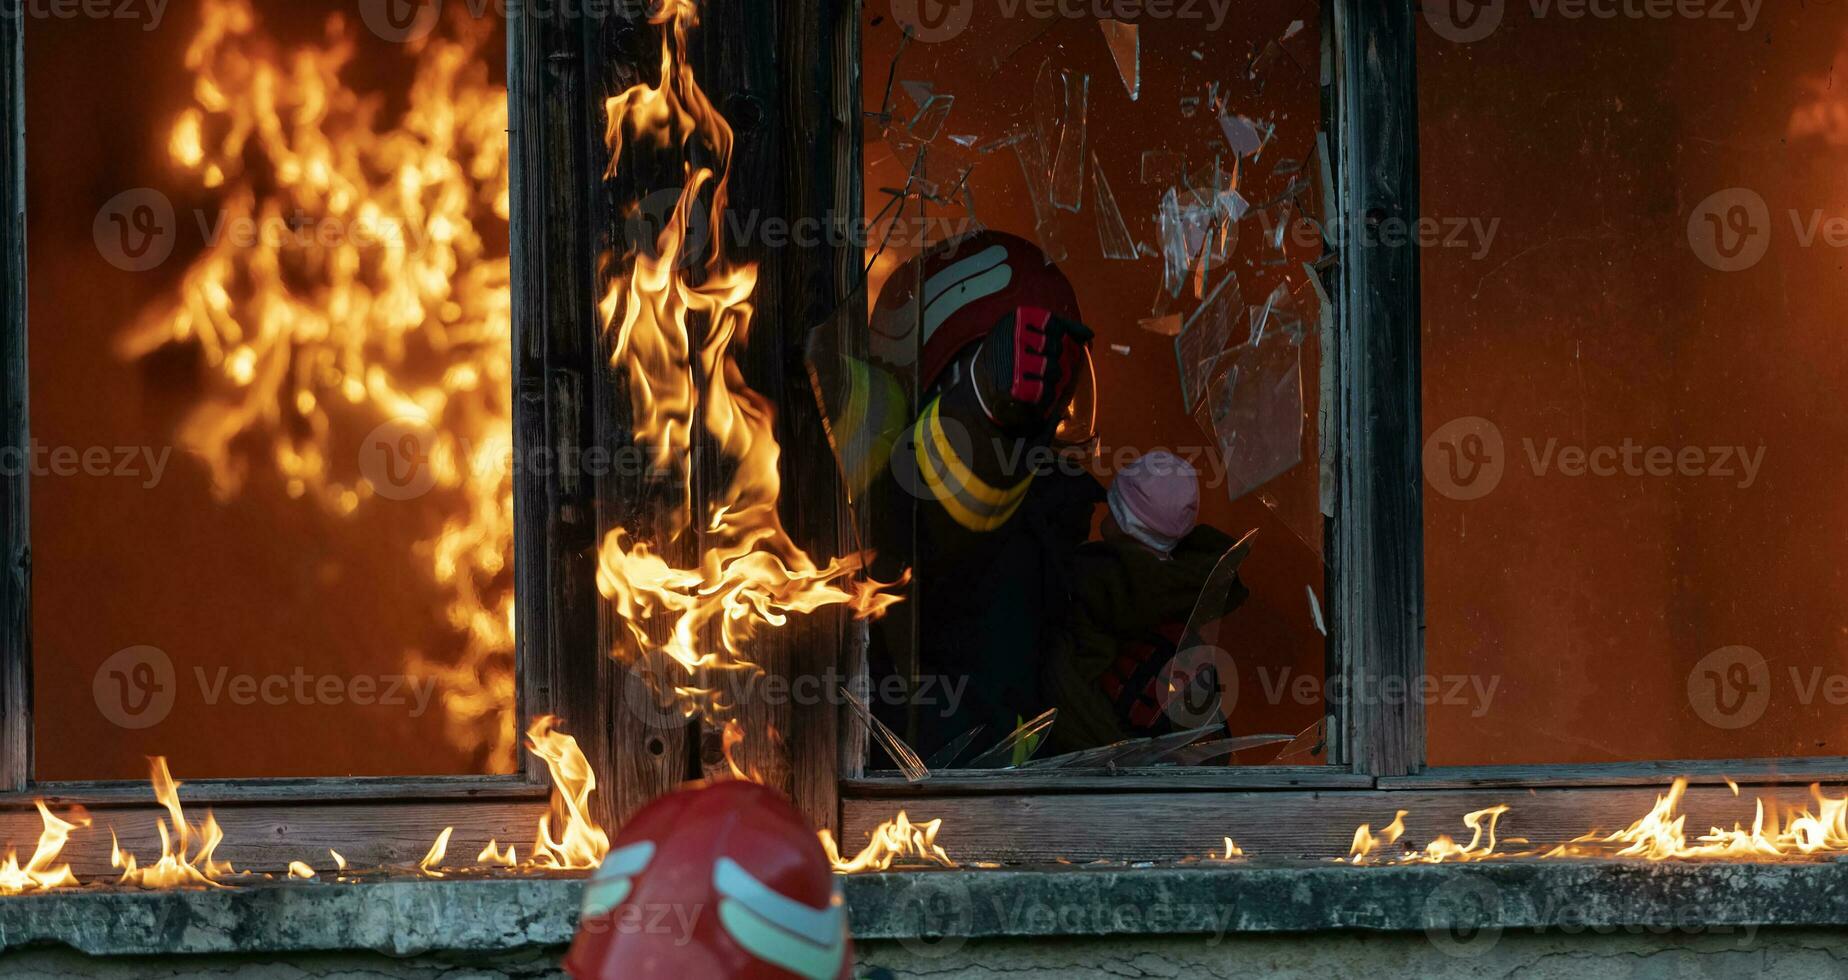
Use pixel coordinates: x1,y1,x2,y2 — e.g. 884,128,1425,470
566,780,853,980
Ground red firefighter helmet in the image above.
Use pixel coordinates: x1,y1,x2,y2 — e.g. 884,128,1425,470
566,780,852,980
870,230,1095,443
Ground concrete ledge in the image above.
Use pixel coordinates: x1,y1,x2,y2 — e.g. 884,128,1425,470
2,861,1848,957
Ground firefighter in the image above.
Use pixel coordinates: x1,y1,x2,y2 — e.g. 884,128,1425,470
816,231,1103,761
566,779,854,980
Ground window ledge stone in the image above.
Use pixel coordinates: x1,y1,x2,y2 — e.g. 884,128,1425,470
1,861,1844,958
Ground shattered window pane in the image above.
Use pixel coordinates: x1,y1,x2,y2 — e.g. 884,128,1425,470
858,3,1325,768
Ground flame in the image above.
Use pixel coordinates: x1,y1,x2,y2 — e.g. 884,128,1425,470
330,849,347,871
720,718,766,783
1343,810,1407,865
123,0,517,768
1411,805,1512,864
819,812,955,874
525,716,610,870
594,0,901,727
1220,837,1245,861
0,801,89,895
287,861,317,880
420,826,455,877
113,758,235,888
477,839,518,867
1540,779,1848,860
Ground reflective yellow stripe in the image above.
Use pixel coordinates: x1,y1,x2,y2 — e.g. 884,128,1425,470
915,398,1032,532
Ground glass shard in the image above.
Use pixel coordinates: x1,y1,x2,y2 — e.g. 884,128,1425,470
841,687,929,782
948,133,979,148
1009,128,1067,263
1181,529,1256,649
1218,108,1269,158
1180,94,1201,118
1099,18,1140,101
1090,153,1138,260
907,94,955,142
1272,719,1327,765
1307,584,1327,636
1159,186,1242,298
1208,305,1305,502
1173,271,1243,410
1109,343,1131,355
900,79,934,113
1051,72,1090,212
964,708,1058,768
924,725,985,770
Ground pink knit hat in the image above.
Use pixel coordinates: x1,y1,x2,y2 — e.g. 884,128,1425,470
1107,451,1201,555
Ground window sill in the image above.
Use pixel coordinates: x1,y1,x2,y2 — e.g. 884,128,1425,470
1,861,1844,958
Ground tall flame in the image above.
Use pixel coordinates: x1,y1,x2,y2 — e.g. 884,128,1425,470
525,716,610,870
0,801,89,895
594,0,901,725
123,0,517,767
113,757,235,888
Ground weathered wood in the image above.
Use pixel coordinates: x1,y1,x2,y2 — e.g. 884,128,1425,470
845,767,1374,796
771,0,862,843
510,8,628,824
0,9,26,794
842,781,1848,864
1382,758,1848,790
0,799,548,877
1327,0,1424,777
19,775,549,806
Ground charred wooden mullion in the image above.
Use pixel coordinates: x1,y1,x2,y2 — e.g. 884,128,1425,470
1327,0,1425,778
0,10,27,794
509,7,622,820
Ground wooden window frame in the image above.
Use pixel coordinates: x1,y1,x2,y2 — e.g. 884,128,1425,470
5,0,1841,877
830,0,1848,864
0,5,593,873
